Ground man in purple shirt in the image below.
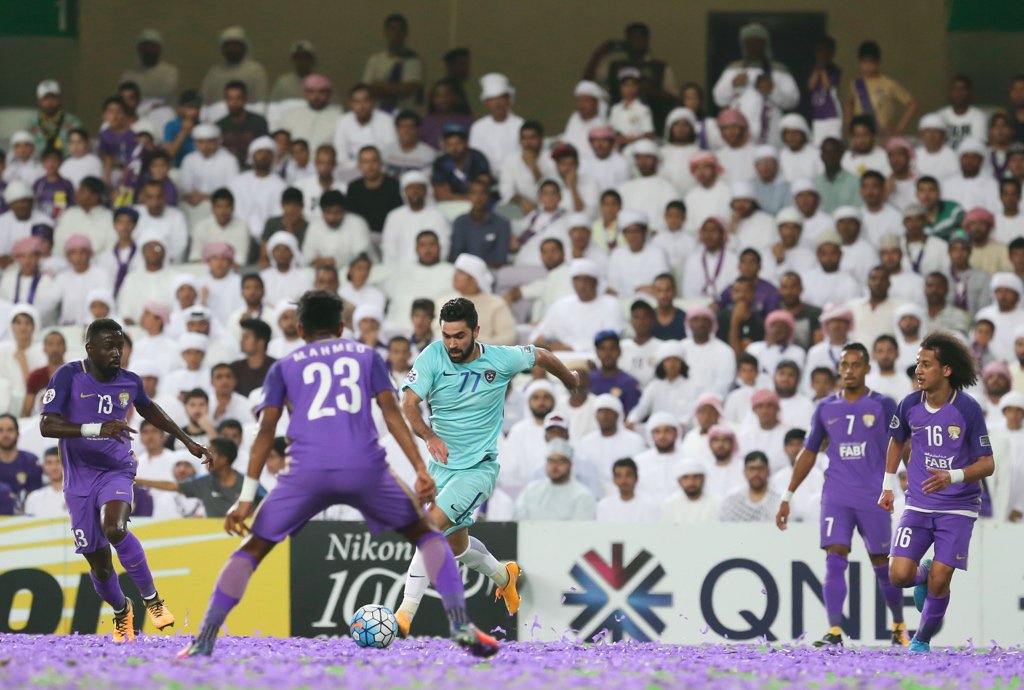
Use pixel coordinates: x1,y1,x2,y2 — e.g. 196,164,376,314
178,290,498,659
776,343,907,647
0,413,42,510
40,318,212,643
589,330,641,414
880,332,995,653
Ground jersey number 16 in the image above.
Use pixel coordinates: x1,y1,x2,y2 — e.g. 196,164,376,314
303,358,362,419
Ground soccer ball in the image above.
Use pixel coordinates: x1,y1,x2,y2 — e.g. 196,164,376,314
349,604,397,649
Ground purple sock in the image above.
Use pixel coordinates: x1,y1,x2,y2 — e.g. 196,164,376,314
916,592,950,643
912,563,930,586
196,551,258,647
823,552,848,628
417,531,469,630
112,532,155,599
89,570,127,612
873,563,904,624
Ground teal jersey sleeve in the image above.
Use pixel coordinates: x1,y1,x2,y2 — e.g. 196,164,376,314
488,344,537,376
402,341,440,400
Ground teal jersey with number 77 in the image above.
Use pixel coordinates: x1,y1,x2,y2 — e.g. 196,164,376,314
402,341,536,470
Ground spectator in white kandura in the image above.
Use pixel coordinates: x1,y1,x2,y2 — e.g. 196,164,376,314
893,302,925,372
134,179,188,263
683,152,731,232
879,234,925,307
778,113,822,184
994,177,1024,245
469,73,524,176
597,457,659,523
632,412,684,502
751,145,791,216
772,359,815,429
269,300,305,358
162,334,212,399
180,124,240,209
562,80,608,159
379,230,452,330
209,363,254,425
0,237,58,326
499,120,556,214
301,190,373,270
200,26,267,104
608,67,653,147
659,107,700,194
901,203,950,276
736,389,789,474
650,201,693,269
261,231,313,301
54,234,111,326
511,179,569,267
616,139,679,223
627,341,695,426
332,83,396,178
228,136,286,239
23,449,67,517
201,242,243,323
719,451,781,522
539,411,601,495
551,143,599,216
189,188,250,263
514,438,596,520
848,266,901,351
884,137,918,211
293,144,347,222
728,180,775,255
0,182,50,265
577,394,647,494
382,110,437,177
131,301,178,367
508,236,571,323
682,216,737,301
679,394,724,462
59,130,103,190
280,74,341,150
714,108,756,184
747,309,806,377
581,126,630,193
770,207,815,274
701,425,746,499
607,209,669,296
53,177,113,256
865,334,913,401
0,306,44,415
680,305,735,399
531,258,624,351
803,302,853,393
498,379,557,500
3,132,43,186
914,113,959,182
437,253,516,345
660,457,720,524
944,138,999,214
800,230,859,308
790,179,832,249
380,170,451,264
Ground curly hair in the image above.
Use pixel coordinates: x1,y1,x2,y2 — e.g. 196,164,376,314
919,330,978,390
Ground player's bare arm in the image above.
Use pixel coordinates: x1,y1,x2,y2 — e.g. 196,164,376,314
40,413,135,444
402,387,449,464
922,454,994,494
878,436,906,512
533,346,580,394
775,447,819,530
223,405,281,536
378,389,436,505
137,401,213,464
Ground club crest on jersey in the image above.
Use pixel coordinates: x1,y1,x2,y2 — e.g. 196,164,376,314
862,414,876,428
15,472,26,486
484,369,496,384
947,425,961,440
889,415,900,429
118,392,130,408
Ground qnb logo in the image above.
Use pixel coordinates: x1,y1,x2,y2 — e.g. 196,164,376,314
563,543,672,641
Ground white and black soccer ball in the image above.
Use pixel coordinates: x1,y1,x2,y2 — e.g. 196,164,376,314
349,604,397,649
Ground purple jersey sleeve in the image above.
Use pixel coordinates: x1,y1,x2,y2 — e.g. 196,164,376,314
256,361,286,413
124,370,153,410
804,397,827,452
962,395,992,460
888,393,914,443
369,351,395,396
40,363,77,416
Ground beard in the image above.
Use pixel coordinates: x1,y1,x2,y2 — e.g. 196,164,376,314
446,334,476,363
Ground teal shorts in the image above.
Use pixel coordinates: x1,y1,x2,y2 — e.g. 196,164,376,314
429,458,499,535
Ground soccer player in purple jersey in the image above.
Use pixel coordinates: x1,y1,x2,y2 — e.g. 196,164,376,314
776,343,909,647
178,290,499,659
39,318,212,642
880,332,995,653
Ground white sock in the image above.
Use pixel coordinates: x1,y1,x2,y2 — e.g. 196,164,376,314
456,536,509,588
399,547,429,618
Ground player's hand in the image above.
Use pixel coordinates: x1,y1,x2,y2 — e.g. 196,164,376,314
414,469,436,505
184,438,214,466
426,434,449,464
775,501,790,531
923,467,952,494
224,501,254,536
878,489,894,513
568,370,581,396
99,420,136,444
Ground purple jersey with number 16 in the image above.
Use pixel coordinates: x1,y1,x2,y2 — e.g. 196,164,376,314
888,389,990,513
257,337,394,471
804,388,896,509
41,360,151,496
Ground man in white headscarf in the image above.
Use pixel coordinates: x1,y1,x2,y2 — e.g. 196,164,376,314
498,379,558,499
561,81,608,158
617,139,680,223
712,22,799,147
200,26,268,105
469,73,525,176
228,136,286,239
435,253,516,345
180,124,241,208
380,170,451,264
117,230,175,324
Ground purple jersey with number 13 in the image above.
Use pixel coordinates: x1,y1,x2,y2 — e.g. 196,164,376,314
888,390,990,513
257,337,394,471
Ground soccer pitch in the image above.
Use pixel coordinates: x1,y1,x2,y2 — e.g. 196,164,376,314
1,634,1021,690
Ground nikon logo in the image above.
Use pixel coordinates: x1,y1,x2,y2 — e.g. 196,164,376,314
324,533,415,562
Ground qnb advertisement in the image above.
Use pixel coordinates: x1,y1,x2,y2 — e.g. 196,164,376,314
517,522,1024,646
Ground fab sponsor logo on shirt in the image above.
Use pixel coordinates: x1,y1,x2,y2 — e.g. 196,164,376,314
838,442,867,460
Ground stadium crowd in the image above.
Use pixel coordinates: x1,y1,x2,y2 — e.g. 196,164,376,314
1,16,1023,528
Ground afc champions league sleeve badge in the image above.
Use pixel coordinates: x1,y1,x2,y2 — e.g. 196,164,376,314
42,388,55,405
119,391,130,408
405,369,418,385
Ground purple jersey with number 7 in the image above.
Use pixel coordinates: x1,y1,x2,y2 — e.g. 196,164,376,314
41,360,151,496
888,389,990,513
256,337,395,471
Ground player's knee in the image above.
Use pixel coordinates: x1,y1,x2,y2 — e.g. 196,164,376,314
889,564,913,588
103,522,128,546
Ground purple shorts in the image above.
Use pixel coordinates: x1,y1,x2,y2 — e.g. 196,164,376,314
65,469,135,554
890,509,975,571
820,502,892,554
251,465,422,543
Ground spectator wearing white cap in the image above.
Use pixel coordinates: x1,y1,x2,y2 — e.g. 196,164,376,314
727,181,775,255
893,302,925,371
0,306,45,414
800,231,859,308
281,74,343,150
180,304,237,367
116,231,174,324
884,137,918,212
3,132,44,187
377,230,453,331
832,205,876,282
332,84,397,179
514,438,596,520
51,235,110,326
531,259,624,352
436,254,515,345
994,392,1024,521
751,145,790,216
770,208,815,274
497,380,557,499
606,210,669,296
469,73,525,176
268,300,304,359
581,126,631,193
915,114,959,182
659,108,701,194
120,30,179,105
630,412,684,502
682,216,737,300
576,394,647,494
26,80,82,155
562,81,609,158
362,14,423,113
133,178,189,263
616,139,679,224
380,171,451,264
228,137,286,238
682,153,731,232
778,114,823,185
661,457,721,524
499,120,557,213
163,334,213,400
945,139,1000,214
790,179,832,249
261,231,312,302
596,457,659,523
0,181,51,266
608,67,654,146
200,26,268,105
180,124,241,208
627,342,695,427
680,306,736,400
976,273,1024,363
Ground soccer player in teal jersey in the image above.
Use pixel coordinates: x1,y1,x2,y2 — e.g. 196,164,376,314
396,297,579,635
